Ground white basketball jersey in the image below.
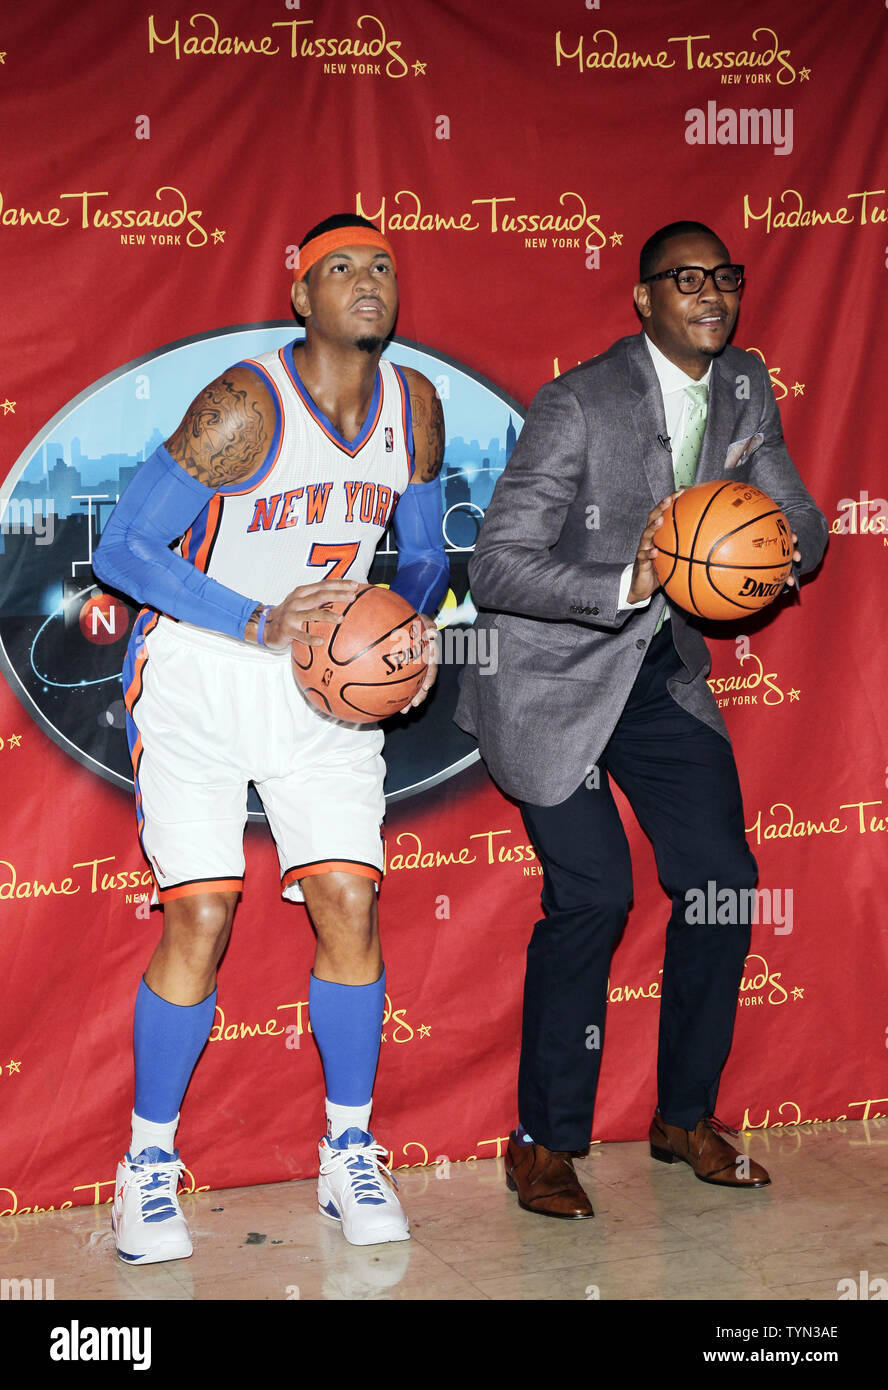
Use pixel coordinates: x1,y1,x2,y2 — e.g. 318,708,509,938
178,343,413,609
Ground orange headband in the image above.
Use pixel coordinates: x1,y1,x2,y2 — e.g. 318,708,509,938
293,227,396,281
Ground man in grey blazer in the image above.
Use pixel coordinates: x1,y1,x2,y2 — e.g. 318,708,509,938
454,221,826,1218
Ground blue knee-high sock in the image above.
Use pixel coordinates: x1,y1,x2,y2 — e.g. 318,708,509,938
133,977,217,1123
308,970,385,1106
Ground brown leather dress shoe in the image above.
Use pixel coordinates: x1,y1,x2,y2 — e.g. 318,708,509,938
504,1132,594,1218
649,1111,770,1188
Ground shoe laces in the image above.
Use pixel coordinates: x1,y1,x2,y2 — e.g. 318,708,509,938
322,1140,397,1205
704,1114,739,1138
130,1156,185,1223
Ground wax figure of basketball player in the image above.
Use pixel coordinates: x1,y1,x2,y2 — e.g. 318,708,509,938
456,222,827,1217
92,214,448,1262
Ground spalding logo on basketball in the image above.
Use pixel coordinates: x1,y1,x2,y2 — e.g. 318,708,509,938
653,481,793,621
291,585,428,723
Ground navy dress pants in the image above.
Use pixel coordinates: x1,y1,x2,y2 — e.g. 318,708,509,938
517,624,758,1151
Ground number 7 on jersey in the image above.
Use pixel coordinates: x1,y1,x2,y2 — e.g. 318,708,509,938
307,542,361,578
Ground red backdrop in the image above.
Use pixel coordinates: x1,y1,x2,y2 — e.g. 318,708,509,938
1,1,887,1215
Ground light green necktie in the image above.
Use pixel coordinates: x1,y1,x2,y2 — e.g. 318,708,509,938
672,381,709,489
654,381,708,632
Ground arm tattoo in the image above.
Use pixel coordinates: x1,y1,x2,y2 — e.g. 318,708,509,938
167,373,268,489
408,383,444,481
422,391,445,481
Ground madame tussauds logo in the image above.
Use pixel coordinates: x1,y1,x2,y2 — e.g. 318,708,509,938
0,186,208,247
555,27,801,85
708,640,790,709
831,493,888,535
356,190,609,250
148,13,414,78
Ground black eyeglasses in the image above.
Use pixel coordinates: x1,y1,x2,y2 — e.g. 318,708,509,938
643,264,745,294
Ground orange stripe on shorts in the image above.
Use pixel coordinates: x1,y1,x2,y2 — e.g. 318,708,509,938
157,878,244,903
281,861,382,890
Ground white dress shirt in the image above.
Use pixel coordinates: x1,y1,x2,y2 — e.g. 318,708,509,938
617,334,713,612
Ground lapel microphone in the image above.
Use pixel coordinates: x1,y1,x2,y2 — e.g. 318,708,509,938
656,434,671,451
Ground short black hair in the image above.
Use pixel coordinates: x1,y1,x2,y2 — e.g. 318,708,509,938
639,221,727,279
298,212,382,249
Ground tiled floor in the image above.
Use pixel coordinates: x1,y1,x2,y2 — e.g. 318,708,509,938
2,1120,886,1302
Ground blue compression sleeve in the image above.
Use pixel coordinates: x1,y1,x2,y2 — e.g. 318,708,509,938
91,445,261,640
389,478,449,615
133,977,217,1123
308,971,386,1106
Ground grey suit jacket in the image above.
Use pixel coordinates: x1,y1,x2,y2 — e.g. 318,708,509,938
454,331,827,806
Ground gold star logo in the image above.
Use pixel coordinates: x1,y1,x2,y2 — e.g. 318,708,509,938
212,228,226,245
0,52,6,65
8,734,22,747
792,986,804,1001
791,382,805,397
7,1059,21,1073
610,232,623,247
800,68,811,82
418,1024,431,1038
788,689,800,702
1,399,16,415
413,60,427,76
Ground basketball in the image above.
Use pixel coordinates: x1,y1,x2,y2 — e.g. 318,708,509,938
653,481,793,621
291,585,429,722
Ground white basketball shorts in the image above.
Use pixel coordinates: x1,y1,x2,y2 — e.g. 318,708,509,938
123,613,386,904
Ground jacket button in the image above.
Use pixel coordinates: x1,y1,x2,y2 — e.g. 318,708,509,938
590,606,599,615
636,639,646,649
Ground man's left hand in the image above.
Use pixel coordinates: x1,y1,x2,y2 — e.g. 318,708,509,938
784,532,802,586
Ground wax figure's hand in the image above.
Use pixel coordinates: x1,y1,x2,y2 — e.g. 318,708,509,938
400,612,439,711
627,493,683,606
246,580,361,648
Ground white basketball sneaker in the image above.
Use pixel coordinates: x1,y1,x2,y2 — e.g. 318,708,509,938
317,1128,410,1246
111,1146,193,1264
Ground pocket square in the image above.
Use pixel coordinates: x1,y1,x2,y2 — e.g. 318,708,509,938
724,432,764,470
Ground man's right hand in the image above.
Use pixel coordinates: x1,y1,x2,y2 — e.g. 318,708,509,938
626,493,682,606
247,579,362,648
